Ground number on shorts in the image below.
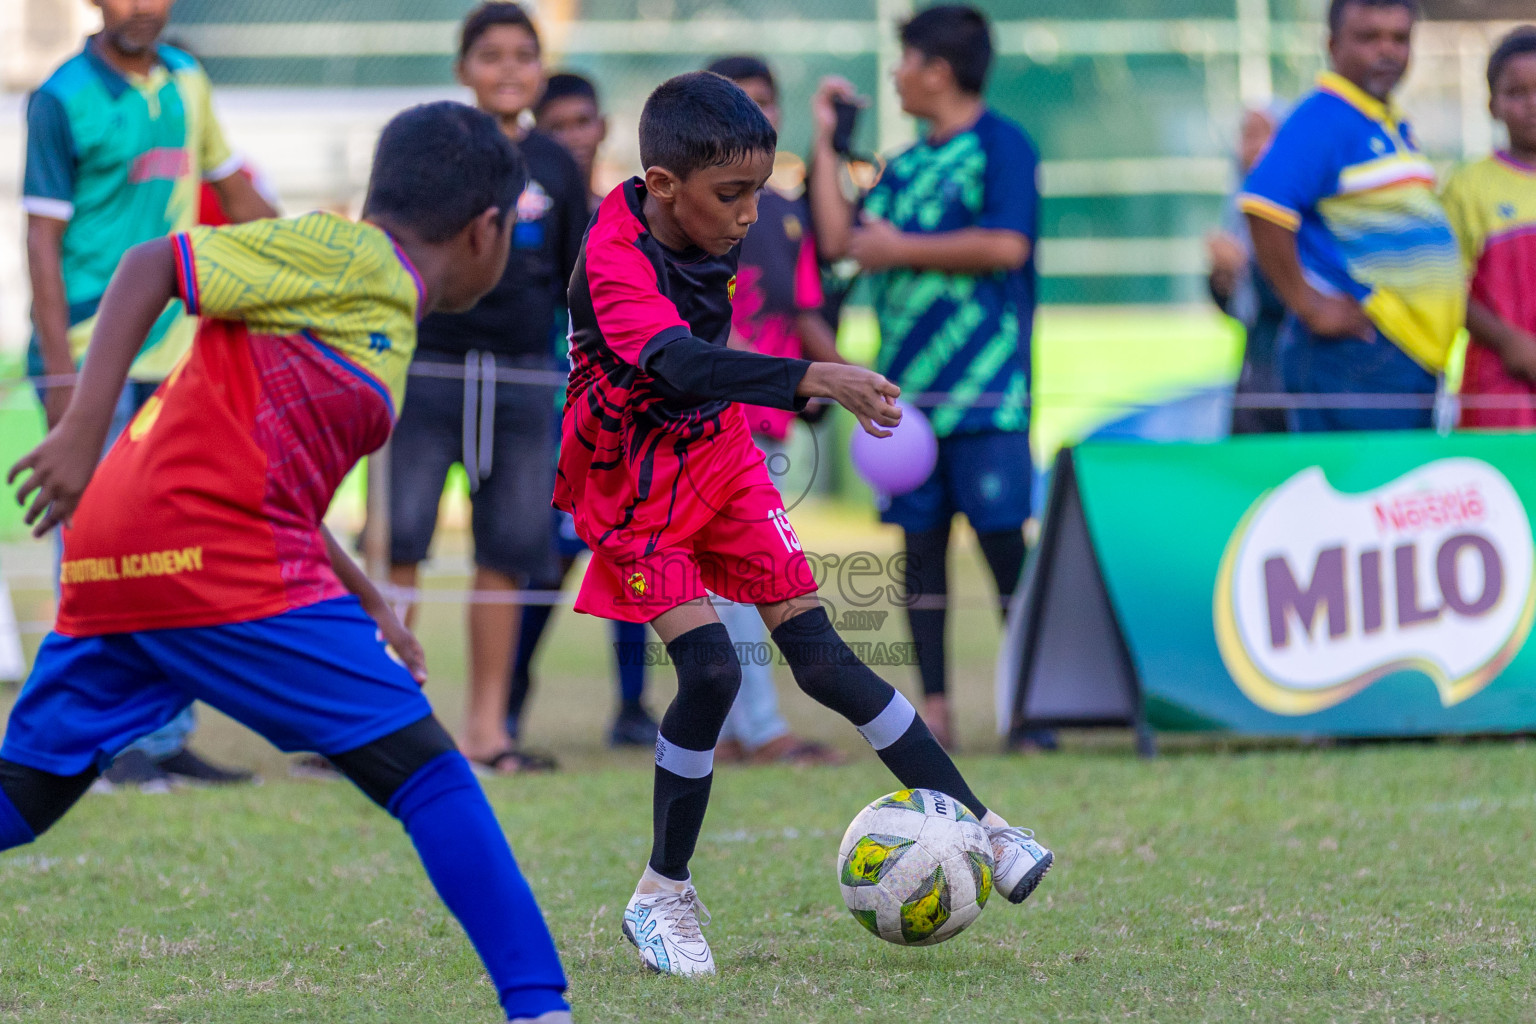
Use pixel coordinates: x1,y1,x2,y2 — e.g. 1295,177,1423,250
770,507,802,553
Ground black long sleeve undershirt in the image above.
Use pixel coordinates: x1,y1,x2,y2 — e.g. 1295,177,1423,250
640,331,813,411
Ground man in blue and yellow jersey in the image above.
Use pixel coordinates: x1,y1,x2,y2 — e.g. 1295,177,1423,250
22,0,277,788
1241,0,1464,432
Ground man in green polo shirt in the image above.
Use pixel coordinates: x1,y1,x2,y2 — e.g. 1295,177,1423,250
23,0,277,789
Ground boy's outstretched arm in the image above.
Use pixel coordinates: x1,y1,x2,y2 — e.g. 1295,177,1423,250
8,237,177,536
321,526,428,685
642,336,900,437
797,361,902,437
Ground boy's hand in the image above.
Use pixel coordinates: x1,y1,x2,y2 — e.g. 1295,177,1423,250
369,601,428,686
799,362,902,437
849,217,909,272
8,424,101,537
811,76,862,143
1302,291,1374,341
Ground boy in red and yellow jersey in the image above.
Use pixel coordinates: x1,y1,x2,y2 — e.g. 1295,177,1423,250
1443,28,1536,429
4,103,570,1024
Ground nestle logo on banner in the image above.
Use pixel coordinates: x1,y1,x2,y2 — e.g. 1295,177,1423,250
1214,459,1536,715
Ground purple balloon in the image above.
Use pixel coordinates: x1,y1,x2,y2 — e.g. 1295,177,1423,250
849,400,938,497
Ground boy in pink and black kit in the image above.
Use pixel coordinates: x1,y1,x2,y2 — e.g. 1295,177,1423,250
707,54,844,766
554,71,1054,977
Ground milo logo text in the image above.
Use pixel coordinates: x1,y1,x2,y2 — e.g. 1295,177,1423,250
1214,460,1535,715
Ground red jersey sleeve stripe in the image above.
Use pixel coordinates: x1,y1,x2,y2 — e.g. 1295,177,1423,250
172,232,200,315
584,192,690,365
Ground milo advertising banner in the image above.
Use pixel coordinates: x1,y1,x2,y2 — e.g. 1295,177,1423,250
999,433,1536,743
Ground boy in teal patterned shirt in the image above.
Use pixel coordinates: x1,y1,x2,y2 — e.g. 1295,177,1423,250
810,5,1048,750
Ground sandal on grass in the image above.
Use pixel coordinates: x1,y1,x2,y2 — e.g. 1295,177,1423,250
749,736,845,766
471,749,559,775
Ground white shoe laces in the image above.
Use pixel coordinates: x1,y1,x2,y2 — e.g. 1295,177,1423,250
990,825,1036,842
652,888,711,942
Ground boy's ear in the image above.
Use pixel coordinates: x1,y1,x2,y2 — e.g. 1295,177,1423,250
598,115,609,145
468,205,507,253
454,58,468,88
927,55,958,92
644,166,681,202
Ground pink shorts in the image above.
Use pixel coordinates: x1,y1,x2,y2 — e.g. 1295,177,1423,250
574,479,818,623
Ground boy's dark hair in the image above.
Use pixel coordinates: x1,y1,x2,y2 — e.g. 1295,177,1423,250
900,5,992,95
1327,0,1419,34
1488,26,1536,92
460,2,539,60
638,72,776,178
363,101,526,243
537,71,599,115
705,55,776,97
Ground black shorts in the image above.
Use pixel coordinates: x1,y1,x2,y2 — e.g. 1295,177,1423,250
387,351,559,582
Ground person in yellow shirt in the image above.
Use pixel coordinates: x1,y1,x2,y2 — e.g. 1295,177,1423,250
1442,27,1536,429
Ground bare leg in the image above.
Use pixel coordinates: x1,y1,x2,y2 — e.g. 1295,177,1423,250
463,566,520,767
389,563,421,631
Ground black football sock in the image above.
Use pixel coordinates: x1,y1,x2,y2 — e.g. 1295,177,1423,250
976,529,1027,618
648,623,741,881
770,607,988,819
902,526,950,697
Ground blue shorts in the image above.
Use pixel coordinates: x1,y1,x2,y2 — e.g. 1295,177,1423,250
879,431,1033,534
1,597,433,776
1277,315,1437,432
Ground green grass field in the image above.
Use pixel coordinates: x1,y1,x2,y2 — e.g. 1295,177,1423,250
2,508,1534,1022
3,744,1534,1023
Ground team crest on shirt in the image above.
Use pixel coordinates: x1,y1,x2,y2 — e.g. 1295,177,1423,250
516,180,553,221
783,214,802,241
727,276,737,301
627,572,649,597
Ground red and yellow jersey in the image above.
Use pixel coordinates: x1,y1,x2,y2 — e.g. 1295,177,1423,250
55,212,424,636
1442,153,1536,427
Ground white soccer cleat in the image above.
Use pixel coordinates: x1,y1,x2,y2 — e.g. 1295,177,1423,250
989,825,1054,904
622,885,716,976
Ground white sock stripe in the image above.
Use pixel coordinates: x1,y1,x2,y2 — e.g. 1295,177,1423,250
857,691,916,750
654,736,714,779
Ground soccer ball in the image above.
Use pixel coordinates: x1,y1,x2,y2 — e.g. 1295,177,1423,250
837,788,994,946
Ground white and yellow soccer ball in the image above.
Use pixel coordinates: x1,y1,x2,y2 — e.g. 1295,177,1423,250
837,788,994,946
